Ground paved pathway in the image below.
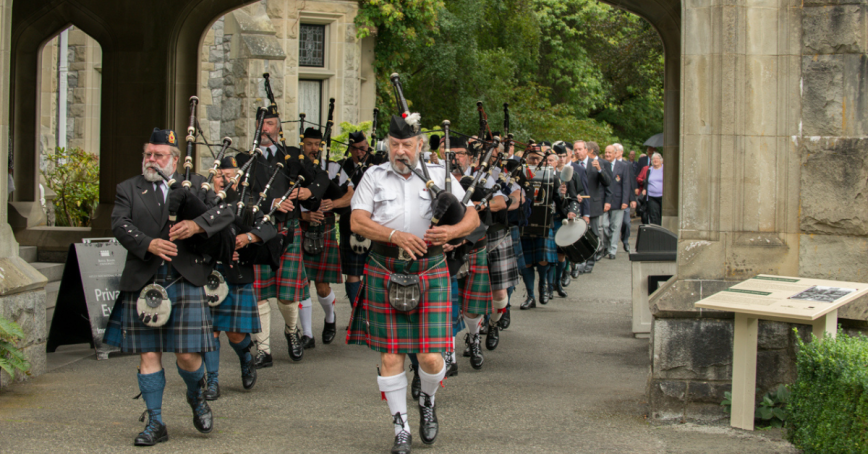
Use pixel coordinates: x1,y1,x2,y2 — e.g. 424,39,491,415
0,225,798,453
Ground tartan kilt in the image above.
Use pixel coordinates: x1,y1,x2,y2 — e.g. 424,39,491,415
510,226,526,270
487,228,520,291
103,263,216,354
302,222,343,284
254,219,310,303
458,245,493,316
346,251,452,354
340,229,370,277
210,272,261,334
521,228,557,265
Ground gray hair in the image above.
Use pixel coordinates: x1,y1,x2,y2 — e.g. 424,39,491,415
652,152,663,162
614,143,624,154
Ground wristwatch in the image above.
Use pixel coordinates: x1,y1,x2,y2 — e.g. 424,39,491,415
246,233,254,243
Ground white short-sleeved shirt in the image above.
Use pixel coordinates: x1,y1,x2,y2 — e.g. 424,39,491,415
352,161,471,239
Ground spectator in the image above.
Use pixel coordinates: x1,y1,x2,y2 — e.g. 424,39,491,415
577,141,611,273
601,144,634,260
637,152,664,225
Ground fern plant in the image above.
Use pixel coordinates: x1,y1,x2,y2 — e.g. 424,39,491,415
0,315,31,381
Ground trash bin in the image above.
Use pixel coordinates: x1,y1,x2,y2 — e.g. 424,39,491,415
629,224,677,338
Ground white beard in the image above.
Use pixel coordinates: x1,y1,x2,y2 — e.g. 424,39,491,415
142,160,174,182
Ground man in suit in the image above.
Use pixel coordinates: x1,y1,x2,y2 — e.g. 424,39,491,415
574,141,611,273
602,144,635,260
618,144,638,252
103,128,234,446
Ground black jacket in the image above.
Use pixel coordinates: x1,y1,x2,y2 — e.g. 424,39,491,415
605,160,635,208
583,158,612,217
112,172,234,291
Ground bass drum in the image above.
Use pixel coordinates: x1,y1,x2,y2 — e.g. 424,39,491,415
555,218,600,263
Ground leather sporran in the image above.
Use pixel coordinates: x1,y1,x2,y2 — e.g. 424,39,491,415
302,230,325,255
454,255,470,280
387,274,422,312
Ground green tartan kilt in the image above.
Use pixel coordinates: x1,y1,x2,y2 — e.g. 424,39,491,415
346,251,453,354
301,221,343,284
458,245,493,316
253,219,311,303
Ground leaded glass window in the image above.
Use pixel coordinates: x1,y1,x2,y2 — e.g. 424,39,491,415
299,24,325,67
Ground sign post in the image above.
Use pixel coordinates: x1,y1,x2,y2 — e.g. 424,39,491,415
694,275,868,430
46,239,127,360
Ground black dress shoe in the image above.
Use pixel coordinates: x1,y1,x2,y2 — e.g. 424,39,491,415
520,297,536,310
480,323,489,335
444,352,458,377
203,372,220,401
538,282,549,305
254,350,273,369
322,318,336,344
561,273,571,288
623,242,630,253
607,253,616,260
240,347,257,390
286,329,304,361
418,393,439,444
467,333,484,369
186,385,213,434
133,412,168,446
556,282,568,298
485,323,499,350
410,364,422,400
391,413,412,454
571,263,581,278
301,335,316,349
498,307,511,329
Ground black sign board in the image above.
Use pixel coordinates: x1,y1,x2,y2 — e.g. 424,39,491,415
46,240,126,360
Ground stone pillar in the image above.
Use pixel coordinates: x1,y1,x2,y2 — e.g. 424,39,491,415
0,0,48,388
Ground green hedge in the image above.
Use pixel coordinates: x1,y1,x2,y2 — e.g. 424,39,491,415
787,331,868,453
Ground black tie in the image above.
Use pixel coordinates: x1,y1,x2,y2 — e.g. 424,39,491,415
153,182,164,207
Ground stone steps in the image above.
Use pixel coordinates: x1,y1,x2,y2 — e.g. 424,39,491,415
29,262,65,282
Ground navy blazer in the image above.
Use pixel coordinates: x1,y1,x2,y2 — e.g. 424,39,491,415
584,157,612,217
605,160,634,208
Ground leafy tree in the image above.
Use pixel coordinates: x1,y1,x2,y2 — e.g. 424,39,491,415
40,147,100,227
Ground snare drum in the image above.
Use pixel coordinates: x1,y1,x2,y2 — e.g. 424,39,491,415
554,218,600,263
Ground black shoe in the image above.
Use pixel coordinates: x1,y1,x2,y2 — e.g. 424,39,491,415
556,282,568,298
418,393,439,444
520,297,536,310
444,352,458,377
607,253,616,260
583,265,593,274
301,335,316,350
322,318,336,344
466,333,483,369
498,307,511,330
571,264,581,278
561,272,571,288
538,282,549,305
410,364,422,400
254,350,273,369
203,372,220,401
480,323,489,335
240,348,257,390
286,329,304,361
391,413,412,454
623,242,630,253
485,323,499,350
186,384,213,434
462,344,470,358
133,412,168,446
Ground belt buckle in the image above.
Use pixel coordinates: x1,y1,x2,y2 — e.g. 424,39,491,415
398,248,413,261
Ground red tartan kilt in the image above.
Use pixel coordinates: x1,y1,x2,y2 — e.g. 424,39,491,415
458,246,493,316
346,251,453,354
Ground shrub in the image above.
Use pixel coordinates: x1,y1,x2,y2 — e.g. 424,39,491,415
0,315,31,381
41,146,100,227
787,330,868,453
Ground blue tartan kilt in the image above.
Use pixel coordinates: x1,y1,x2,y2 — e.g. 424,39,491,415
340,229,369,277
103,263,216,354
510,226,526,270
521,228,558,265
210,267,261,334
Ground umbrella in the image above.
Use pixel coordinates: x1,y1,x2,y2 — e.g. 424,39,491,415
643,133,664,148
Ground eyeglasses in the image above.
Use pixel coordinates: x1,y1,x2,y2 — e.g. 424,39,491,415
143,152,171,160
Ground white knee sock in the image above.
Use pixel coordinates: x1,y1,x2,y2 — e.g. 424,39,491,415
464,314,483,336
490,297,509,324
318,291,336,323
299,298,313,338
276,300,299,334
253,300,271,354
418,361,447,406
378,372,411,435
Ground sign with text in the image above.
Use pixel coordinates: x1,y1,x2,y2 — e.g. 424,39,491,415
47,241,126,360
